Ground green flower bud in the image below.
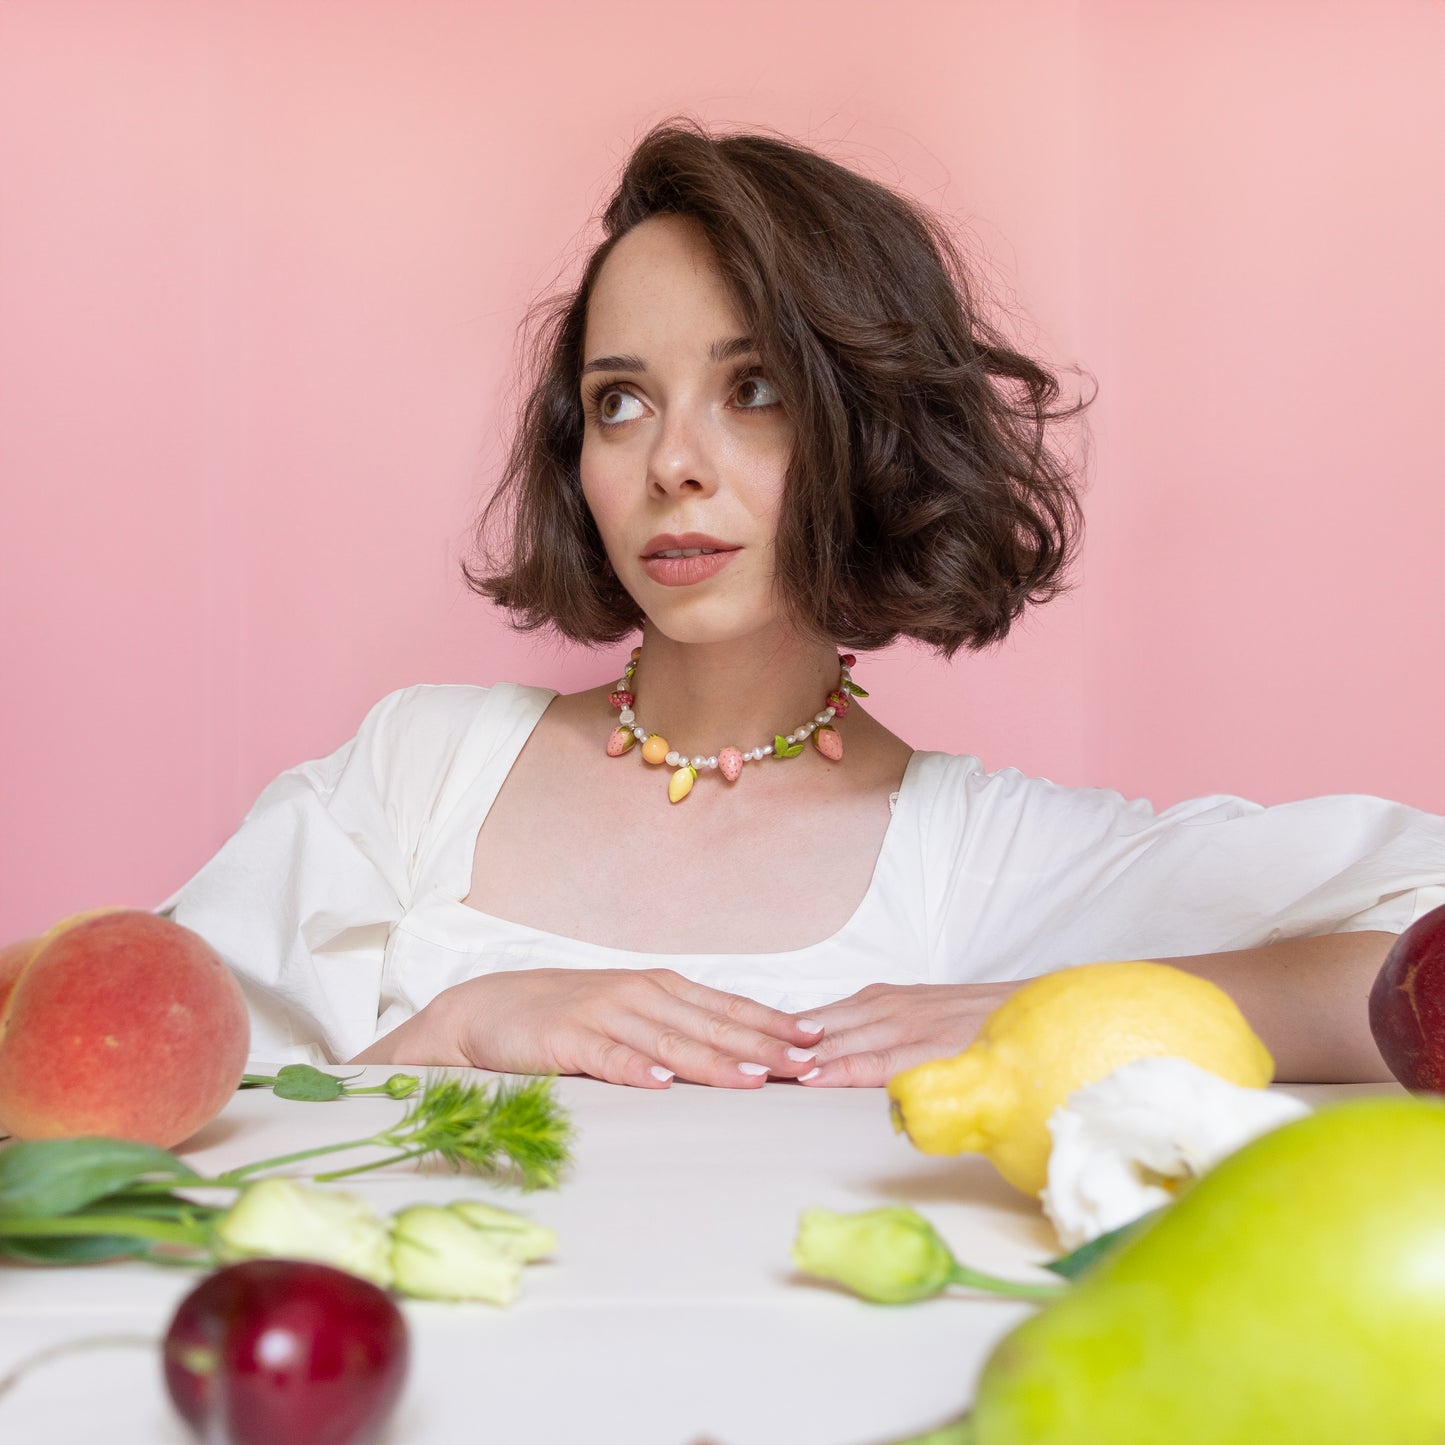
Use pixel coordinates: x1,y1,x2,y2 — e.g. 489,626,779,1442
215,1178,394,1288
390,1204,527,1304
448,1200,557,1263
383,1073,420,1099
791,1206,958,1304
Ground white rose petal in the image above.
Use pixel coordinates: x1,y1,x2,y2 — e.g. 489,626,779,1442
215,1177,394,1288
448,1200,558,1263
1041,1057,1311,1251
391,1204,527,1304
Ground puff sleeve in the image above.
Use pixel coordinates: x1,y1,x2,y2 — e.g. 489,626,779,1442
156,684,492,1065
920,760,1445,982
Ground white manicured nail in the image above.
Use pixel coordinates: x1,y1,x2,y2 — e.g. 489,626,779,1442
737,1062,769,1076
650,1065,674,1082
798,1067,822,1082
796,1018,824,1034
786,1047,816,1062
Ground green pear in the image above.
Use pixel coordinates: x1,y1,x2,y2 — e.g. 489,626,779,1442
968,1095,1445,1444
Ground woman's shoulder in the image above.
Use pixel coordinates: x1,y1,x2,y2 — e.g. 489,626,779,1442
344,680,556,802
354,680,555,750
904,747,1181,841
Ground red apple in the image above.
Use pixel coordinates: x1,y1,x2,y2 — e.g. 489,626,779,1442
0,909,249,1146
163,1259,409,1445
1369,903,1445,1092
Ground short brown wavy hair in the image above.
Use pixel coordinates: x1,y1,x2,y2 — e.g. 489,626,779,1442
466,119,1087,656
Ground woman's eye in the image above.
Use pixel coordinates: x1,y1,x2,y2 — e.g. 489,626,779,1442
733,374,780,410
596,388,645,424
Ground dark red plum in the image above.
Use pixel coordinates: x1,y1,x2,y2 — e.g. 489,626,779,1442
163,1259,408,1445
1369,903,1445,1092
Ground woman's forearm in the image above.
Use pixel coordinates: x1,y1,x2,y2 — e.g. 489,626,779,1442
348,988,465,1067
1163,930,1398,1084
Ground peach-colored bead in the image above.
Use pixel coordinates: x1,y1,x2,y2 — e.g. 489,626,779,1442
641,734,670,766
813,725,844,762
606,727,636,757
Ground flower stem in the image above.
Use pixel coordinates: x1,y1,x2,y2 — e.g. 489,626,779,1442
0,1214,211,1249
313,1148,424,1182
0,1334,158,1404
947,1261,1067,1301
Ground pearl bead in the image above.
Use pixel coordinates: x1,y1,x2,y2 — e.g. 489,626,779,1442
691,755,706,769
707,755,718,769
762,744,774,756
665,751,680,767
815,711,829,724
823,707,836,720
619,708,635,725
633,726,647,740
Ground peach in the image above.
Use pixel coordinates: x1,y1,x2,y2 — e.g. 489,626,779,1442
0,909,249,1147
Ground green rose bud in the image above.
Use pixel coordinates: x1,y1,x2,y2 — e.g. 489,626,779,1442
215,1178,394,1288
791,1206,959,1304
448,1200,557,1263
382,1072,420,1099
390,1204,528,1304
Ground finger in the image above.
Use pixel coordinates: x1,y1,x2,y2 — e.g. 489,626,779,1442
796,1047,897,1088
639,994,821,1081
606,1012,811,1089
657,972,826,1048
569,1035,677,1090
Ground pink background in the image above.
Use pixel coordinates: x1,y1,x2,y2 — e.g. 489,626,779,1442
2,1,1442,941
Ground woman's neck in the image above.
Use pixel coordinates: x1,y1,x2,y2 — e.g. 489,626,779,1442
622,624,843,758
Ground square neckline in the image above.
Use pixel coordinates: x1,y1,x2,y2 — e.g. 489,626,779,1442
430,681,925,961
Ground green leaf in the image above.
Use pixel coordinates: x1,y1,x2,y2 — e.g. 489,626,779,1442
271,1064,351,1102
0,1139,196,1219
844,681,870,698
1044,1207,1164,1279
0,1232,152,1264
772,735,804,759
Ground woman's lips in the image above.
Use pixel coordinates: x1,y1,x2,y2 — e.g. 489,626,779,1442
639,547,740,587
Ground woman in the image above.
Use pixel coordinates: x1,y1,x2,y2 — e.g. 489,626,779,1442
162,122,1445,1088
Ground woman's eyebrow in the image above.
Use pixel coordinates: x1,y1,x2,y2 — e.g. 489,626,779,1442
709,335,756,363
579,336,757,378
580,353,645,377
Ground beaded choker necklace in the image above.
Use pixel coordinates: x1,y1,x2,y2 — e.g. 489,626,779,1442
606,645,867,803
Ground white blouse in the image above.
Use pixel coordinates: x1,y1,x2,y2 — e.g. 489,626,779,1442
158,682,1445,1065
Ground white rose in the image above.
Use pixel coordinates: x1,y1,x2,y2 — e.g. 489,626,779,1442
1041,1057,1311,1251
215,1177,394,1288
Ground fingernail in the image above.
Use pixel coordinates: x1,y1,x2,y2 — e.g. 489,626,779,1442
737,1061,769,1076
798,1067,821,1082
650,1065,674,1082
796,1018,824,1034
786,1047,816,1062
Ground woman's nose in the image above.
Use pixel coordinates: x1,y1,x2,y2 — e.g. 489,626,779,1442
646,406,717,498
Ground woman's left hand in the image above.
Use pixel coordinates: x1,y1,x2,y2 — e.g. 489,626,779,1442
794,982,1019,1087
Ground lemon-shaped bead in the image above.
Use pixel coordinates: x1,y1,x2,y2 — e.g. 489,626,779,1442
668,765,697,803
641,734,670,766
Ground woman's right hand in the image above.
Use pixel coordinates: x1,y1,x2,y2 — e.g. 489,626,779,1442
359,967,825,1089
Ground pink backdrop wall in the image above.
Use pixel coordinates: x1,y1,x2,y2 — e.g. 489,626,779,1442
2,1,1442,941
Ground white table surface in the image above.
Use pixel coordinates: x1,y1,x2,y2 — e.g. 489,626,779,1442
0,1067,1398,1445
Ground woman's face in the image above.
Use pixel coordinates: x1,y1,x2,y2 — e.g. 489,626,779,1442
578,215,794,646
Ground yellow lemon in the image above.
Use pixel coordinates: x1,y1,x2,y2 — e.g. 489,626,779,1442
886,960,1273,1196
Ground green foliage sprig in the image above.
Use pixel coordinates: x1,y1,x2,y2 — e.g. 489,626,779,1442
0,1074,573,1267
239,1064,419,1101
